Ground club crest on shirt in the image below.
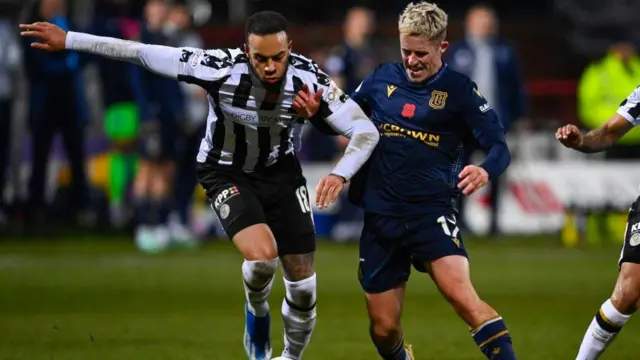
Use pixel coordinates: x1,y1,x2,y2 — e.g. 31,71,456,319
429,90,447,109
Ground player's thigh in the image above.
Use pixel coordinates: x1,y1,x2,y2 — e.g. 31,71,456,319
425,255,482,308
266,179,316,257
618,200,640,269
408,213,468,269
614,202,640,311
263,179,316,280
197,163,275,260
358,212,412,294
611,263,640,313
407,214,477,302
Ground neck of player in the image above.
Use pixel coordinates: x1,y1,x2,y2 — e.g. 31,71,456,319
427,60,443,80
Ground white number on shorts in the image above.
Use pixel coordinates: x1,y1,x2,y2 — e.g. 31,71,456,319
296,185,311,213
437,215,460,238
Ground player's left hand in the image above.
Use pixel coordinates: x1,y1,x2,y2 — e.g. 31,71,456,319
457,165,489,196
19,22,67,51
315,174,345,209
292,84,323,118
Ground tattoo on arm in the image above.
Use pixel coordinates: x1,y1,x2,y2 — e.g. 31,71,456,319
578,127,613,153
577,114,634,153
280,252,315,281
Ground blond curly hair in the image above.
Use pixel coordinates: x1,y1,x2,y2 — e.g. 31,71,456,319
398,2,448,40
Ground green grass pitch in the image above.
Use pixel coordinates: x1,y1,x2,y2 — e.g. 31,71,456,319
0,236,637,359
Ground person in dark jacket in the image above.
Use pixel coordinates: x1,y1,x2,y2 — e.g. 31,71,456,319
22,0,90,224
132,0,185,252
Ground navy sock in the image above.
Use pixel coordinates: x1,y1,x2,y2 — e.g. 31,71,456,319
375,338,409,360
133,197,150,226
471,317,516,359
150,197,170,225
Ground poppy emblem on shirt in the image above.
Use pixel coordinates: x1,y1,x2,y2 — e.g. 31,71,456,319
402,103,416,118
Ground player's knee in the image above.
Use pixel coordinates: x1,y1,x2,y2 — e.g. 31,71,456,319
611,265,640,313
284,273,317,310
242,258,278,289
611,285,640,314
233,225,278,260
369,317,401,343
245,244,278,261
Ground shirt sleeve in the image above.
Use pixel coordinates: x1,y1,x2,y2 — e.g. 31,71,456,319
64,31,234,87
460,80,511,180
310,70,380,181
616,86,640,126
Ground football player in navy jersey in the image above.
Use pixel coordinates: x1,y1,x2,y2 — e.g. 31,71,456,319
303,2,515,359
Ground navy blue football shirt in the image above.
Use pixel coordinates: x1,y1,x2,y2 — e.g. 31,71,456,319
347,62,511,217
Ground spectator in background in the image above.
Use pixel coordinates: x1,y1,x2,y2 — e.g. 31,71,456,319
325,7,377,94
300,7,377,164
91,0,147,228
445,3,527,236
133,0,185,252
578,41,640,159
0,14,22,225
164,2,207,247
447,4,527,134
22,0,90,226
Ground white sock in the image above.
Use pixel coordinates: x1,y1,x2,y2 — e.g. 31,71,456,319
242,259,278,317
576,299,631,360
281,273,317,360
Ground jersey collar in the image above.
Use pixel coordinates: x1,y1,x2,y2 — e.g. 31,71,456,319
403,62,448,86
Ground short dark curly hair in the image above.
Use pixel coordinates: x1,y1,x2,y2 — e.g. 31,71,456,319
245,11,289,43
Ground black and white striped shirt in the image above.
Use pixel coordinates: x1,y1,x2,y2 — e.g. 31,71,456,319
64,32,378,180
618,86,640,126
178,48,343,171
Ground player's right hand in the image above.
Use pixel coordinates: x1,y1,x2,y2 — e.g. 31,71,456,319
555,124,583,149
316,174,345,209
292,84,323,118
19,22,67,51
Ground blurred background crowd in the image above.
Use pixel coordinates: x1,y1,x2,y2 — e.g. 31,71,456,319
1,0,640,248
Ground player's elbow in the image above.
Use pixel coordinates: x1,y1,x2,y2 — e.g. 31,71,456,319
502,143,512,166
485,140,511,178
361,119,380,142
352,119,380,148
497,141,512,169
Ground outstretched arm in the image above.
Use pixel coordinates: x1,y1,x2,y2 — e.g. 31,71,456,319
556,114,633,153
557,85,640,153
21,22,185,79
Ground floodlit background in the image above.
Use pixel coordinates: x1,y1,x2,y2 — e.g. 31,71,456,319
1,0,639,358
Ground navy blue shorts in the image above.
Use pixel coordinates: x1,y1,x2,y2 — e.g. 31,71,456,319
358,211,468,293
